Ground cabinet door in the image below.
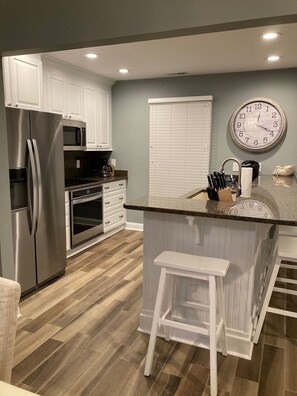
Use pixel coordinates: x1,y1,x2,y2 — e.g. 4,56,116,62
46,73,66,115
84,84,99,149
66,79,83,121
98,90,111,149
9,55,43,110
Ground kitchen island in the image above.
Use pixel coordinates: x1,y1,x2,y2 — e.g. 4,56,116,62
124,175,297,359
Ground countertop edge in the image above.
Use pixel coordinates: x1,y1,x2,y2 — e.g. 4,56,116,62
65,176,128,191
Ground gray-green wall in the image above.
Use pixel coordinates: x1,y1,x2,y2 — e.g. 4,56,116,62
112,68,297,223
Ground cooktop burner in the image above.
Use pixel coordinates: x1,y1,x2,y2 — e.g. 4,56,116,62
65,178,97,187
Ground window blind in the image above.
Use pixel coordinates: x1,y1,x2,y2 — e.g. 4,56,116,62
149,96,213,198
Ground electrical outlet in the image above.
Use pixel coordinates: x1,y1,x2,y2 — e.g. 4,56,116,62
110,158,116,167
232,162,239,172
76,159,80,168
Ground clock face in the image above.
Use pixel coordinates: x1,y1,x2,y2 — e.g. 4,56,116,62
230,97,287,152
229,199,275,219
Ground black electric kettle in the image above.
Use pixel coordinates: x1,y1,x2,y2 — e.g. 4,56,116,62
241,160,260,181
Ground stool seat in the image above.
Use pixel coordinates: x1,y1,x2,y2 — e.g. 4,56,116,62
279,225,297,237
144,251,230,396
155,251,230,277
278,235,297,259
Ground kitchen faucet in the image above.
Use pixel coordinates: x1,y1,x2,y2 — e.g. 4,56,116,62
219,157,242,197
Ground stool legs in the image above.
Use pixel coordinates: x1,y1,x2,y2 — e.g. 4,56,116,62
209,275,218,396
144,269,228,396
216,277,228,356
144,268,167,376
254,256,281,344
164,274,174,341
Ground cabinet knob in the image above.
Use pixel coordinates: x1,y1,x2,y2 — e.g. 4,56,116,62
119,183,124,186
119,215,124,218
105,220,110,225
119,197,123,201
69,116,71,119
15,104,18,107
7,103,11,106
104,186,109,190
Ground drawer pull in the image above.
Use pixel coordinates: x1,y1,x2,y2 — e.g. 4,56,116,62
119,183,124,186
119,197,124,200
105,220,110,225
105,201,110,205
119,215,124,218
104,186,110,190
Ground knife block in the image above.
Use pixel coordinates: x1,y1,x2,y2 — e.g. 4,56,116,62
217,187,233,202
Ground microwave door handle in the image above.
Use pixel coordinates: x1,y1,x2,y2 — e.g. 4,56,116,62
27,139,38,235
80,128,83,147
76,128,81,145
32,139,42,232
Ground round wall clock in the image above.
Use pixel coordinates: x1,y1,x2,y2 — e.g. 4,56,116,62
229,97,287,152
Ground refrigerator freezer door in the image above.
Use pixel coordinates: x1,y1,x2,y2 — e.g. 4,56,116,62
30,111,66,285
6,108,30,169
11,209,36,294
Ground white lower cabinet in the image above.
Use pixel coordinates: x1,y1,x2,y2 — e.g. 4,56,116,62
65,191,71,251
103,180,126,232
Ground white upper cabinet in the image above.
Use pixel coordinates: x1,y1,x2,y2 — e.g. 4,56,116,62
98,90,111,149
2,55,43,110
84,83,99,149
83,82,112,150
42,57,112,145
45,69,83,121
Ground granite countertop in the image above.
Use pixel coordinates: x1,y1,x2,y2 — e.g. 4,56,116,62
65,171,128,191
124,175,297,225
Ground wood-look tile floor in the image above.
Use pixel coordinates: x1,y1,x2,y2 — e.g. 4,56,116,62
12,230,297,396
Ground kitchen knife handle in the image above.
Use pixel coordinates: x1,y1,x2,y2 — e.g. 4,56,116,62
207,175,213,188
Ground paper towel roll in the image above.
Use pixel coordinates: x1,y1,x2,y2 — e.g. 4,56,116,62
241,167,253,197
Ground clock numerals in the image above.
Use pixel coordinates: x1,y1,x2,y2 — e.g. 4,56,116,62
230,98,287,152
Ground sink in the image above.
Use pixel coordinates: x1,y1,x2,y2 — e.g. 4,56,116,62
187,190,208,201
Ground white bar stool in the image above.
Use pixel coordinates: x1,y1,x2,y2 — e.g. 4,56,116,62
144,251,230,396
254,235,297,343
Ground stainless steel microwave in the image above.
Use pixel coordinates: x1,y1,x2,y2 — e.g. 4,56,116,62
63,119,86,151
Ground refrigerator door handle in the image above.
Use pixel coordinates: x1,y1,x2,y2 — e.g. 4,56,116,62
32,139,42,232
27,139,38,235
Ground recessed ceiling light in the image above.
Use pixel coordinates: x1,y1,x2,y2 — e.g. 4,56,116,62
85,53,98,59
261,32,280,40
267,55,280,62
119,68,129,74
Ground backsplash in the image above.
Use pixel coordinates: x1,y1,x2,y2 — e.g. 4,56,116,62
64,151,112,179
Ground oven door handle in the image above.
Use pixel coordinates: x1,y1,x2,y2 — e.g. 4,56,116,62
72,194,102,205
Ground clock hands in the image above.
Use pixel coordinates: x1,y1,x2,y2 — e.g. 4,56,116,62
257,124,275,134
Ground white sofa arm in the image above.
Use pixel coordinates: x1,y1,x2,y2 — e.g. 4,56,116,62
0,277,21,383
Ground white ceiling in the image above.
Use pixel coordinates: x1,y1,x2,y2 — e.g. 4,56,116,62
47,23,297,82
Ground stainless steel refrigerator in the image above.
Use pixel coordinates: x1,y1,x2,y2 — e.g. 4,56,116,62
7,108,66,295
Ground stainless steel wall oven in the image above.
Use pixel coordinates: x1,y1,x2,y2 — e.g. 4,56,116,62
70,185,103,247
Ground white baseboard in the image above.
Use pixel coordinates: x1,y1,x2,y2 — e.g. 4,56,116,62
125,222,143,231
